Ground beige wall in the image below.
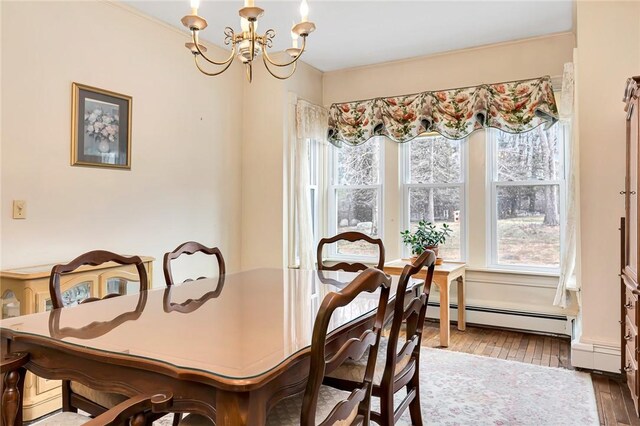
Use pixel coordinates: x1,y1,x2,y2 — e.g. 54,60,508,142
240,59,323,270
323,33,575,105
576,0,640,348
0,1,244,286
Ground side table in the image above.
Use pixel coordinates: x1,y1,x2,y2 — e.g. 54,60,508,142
384,259,466,347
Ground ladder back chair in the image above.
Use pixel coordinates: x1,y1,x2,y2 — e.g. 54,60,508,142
2,351,172,426
162,241,226,426
326,250,436,425
163,241,226,287
267,267,392,426
48,250,150,419
317,232,385,272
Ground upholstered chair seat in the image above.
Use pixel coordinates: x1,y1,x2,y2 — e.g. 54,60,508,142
69,382,129,409
266,387,354,425
34,412,91,426
327,336,410,386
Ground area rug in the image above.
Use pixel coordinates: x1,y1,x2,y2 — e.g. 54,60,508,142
157,347,599,425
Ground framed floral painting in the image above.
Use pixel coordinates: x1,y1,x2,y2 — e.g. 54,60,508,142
71,83,132,169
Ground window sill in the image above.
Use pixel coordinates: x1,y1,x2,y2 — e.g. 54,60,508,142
466,266,560,278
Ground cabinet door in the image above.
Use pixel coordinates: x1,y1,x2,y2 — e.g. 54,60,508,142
36,274,99,312
99,265,147,297
1,289,21,318
628,97,639,279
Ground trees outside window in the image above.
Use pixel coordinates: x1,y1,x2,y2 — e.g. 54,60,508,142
329,138,383,258
489,124,566,269
403,135,465,260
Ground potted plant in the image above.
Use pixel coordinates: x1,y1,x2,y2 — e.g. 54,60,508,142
400,220,452,265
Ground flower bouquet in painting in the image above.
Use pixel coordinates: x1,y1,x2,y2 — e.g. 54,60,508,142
84,104,119,155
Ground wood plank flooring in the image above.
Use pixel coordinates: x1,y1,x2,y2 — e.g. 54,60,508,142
420,321,638,426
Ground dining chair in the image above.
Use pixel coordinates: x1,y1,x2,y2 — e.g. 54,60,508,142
48,250,149,419
162,241,225,426
1,351,172,426
163,241,226,287
317,232,385,272
325,250,436,425
266,267,392,425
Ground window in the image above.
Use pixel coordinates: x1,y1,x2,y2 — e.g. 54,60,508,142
309,138,319,239
402,135,466,260
488,124,566,270
328,138,383,258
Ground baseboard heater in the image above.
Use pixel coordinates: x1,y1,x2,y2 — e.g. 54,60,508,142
425,301,571,336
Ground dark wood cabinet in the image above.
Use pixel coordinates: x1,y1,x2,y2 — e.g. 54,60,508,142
622,76,640,415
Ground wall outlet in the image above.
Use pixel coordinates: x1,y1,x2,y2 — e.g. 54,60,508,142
13,200,26,219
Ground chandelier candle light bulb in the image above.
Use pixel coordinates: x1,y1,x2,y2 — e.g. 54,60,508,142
181,0,315,82
190,0,199,15
291,26,299,49
300,0,309,22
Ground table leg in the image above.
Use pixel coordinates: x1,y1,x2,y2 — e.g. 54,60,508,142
1,367,25,426
216,389,267,426
439,279,450,347
457,275,466,331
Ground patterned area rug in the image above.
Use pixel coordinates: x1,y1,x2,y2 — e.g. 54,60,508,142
154,347,598,425
42,347,595,426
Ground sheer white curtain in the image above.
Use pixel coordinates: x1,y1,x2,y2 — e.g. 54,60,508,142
295,100,328,269
554,55,581,308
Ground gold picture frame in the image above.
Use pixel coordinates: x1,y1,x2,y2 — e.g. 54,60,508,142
71,82,132,169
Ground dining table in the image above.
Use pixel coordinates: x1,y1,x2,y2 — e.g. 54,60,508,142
0,268,420,426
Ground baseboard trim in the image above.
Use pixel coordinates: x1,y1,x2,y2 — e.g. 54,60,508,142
426,302,573,336
571,339,621,373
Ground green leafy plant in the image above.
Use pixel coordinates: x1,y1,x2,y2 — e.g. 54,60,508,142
400,221,452,255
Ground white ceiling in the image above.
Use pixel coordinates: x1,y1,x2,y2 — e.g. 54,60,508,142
123,0,573,72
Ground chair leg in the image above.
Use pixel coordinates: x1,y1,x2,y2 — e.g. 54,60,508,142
61,380,77,412
378,392,395,426
408,379,423,425
172,412,182,426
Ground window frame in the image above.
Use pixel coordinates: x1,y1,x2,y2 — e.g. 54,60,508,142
486,125,568,273
400,135,468,261
327,137,385,262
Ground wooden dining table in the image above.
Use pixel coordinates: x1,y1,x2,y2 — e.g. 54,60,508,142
0,268,418,426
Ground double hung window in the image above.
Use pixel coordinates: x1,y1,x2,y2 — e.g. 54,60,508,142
402,135,466,261
488,124,566,270
328,138,384,259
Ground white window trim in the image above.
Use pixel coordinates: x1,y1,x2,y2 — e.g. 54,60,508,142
486,126,568,274
400,136,469,261
327,138,385,262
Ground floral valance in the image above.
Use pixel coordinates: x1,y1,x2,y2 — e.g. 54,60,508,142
327,75,558,146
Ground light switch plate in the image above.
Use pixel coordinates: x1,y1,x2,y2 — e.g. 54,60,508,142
13,200,26,219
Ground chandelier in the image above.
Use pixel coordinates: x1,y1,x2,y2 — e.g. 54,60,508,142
181,0,316,82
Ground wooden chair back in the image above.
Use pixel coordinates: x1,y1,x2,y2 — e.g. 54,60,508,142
49,250,148,310
163,241,226,287
317,232,385,272
379,250,435,424
302,267,392,426
162,274,225,314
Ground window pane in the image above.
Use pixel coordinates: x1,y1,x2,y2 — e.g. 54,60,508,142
336,188,380,256
496,185,560,267
407,187,462,260
495,125,561,182
409,136,461,184
336,139,380,185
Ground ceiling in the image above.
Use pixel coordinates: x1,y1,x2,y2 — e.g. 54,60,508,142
123,0,574,72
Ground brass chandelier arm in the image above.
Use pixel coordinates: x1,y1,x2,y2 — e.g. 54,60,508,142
191,30,236,66
262,35,307,68
194,53,235,76
262,54,298,80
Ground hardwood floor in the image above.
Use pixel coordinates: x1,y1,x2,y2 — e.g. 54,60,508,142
420,321,638,426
